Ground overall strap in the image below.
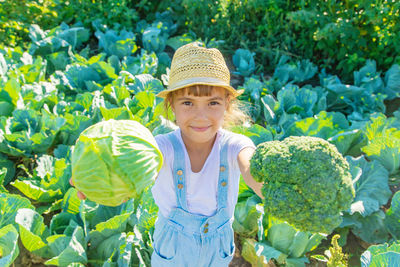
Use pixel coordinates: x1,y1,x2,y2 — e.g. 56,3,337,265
166,132,188,211
217,133,229,210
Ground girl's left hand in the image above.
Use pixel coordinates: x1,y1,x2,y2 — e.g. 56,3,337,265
238,147,264,199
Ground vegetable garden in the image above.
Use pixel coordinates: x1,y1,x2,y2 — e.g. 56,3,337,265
1,1,400,266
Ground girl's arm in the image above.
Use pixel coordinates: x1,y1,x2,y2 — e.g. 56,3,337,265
237,147,264,199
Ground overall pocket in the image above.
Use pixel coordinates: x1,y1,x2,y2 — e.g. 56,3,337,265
218,224,235,261
152,223,178,261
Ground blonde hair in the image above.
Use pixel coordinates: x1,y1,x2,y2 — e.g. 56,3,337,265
163,85,251,129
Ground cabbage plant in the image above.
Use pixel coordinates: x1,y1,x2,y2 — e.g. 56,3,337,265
232,48,255,77
142,26,167,54
71,119,163,206
361,241,400,267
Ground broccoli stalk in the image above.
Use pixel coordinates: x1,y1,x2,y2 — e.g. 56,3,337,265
250,136,355,234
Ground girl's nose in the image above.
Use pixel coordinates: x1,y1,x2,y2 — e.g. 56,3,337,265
193,106,209,120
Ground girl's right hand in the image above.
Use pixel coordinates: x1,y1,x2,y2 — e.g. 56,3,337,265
69,178,87,200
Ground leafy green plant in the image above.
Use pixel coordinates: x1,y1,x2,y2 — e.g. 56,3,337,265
95,29,137,59
326,235,348,267
320,69,386,118
361,241,400,267
341,156,392,244
142,26,168,54
0,224,19,265
233,49,255,77
173,0,400,81
10,191,156,266
312,234,348,267
345,156,392,219
233,181,262,239
361,113,400,176
273,56,318,84
242,211,326,266
383,191,400,241
286,111,367,156
0,109,66,157
28,23,90,56
0,0,59,48
52,0,141,31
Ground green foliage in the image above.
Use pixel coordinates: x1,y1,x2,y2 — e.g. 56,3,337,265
241,238,269,267
11,155,70,204
274,56,318,84
10,198,155,266
0,0,58,48
0,224,19,266
233,192,262,238
0,155,16,185
361,241,400,267
344,156,391,219
250,136,355,234
361,113,400,175
0,0,161,49
0,193,35,229
312,234,348,267
384,191,400,240
286,111,367,156
95,29,137,59
327,235,348,267
242,211,326,266
53,0,140,29
0,109,66,157
0,1,399,266
232,49,256,77
173,0,400,81
29,23,90,57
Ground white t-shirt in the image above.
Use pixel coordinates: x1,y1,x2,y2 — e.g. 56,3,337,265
151,128,255,219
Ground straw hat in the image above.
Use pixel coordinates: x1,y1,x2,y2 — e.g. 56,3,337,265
157,42,244,98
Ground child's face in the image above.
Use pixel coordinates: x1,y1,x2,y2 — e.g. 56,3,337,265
171,87,229,144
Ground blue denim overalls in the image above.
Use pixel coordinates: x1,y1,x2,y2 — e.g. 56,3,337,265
151,132,235,267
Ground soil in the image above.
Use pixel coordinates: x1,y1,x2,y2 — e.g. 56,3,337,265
385,97,400,117
230,233,252,267
230,230,369,267
12,239,47,267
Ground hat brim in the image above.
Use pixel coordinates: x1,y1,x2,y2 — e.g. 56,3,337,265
157,78,244,98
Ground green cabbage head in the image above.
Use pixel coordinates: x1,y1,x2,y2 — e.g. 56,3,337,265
250,136,355,234
71,119,163,206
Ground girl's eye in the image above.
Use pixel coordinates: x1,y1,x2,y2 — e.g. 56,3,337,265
209,101,220,106
182,101,192,106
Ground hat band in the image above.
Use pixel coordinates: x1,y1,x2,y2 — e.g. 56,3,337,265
169,77,229,90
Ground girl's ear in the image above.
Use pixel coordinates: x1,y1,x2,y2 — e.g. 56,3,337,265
165,93,175,113
169,98,176,113
225,93,232,110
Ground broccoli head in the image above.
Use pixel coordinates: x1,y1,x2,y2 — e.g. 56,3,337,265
250,136,355,234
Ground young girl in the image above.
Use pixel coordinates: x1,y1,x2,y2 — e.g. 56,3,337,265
151,42,263,266
70,42,264,266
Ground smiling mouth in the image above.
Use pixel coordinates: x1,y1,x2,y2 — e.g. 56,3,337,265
191,126,210,132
